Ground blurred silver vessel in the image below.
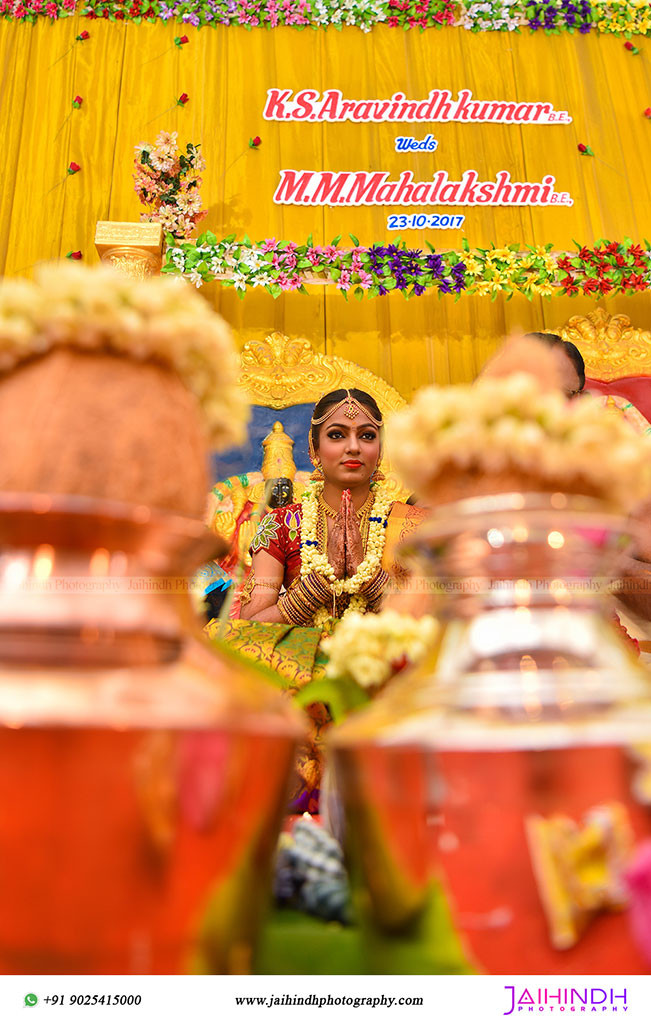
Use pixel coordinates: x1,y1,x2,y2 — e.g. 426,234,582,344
331,492,651,973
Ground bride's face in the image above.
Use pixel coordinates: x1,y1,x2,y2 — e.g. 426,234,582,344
315,405,381,490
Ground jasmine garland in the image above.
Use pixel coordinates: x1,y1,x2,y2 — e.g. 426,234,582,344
300,481,393,627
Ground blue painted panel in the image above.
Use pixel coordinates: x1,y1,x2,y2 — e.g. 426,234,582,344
211,403,314,481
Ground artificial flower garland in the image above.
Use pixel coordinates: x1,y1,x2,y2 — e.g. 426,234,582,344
134,131,207,241
165,234,651,301
300,480,393,627
3,0,650,36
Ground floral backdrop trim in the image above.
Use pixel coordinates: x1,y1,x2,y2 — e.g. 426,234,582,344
2,0,649,36
162,234,651,300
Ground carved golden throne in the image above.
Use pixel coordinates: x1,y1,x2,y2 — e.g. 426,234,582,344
557,309,651,430
207,333,410,567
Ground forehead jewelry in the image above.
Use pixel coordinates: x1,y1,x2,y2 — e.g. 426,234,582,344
310,390,383,429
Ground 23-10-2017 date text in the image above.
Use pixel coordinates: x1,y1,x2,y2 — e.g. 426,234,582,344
386,213,465,230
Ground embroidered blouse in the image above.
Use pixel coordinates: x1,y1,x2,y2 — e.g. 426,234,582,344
249,503,303,589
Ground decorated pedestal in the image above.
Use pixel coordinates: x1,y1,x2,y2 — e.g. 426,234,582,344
95,222,164,280
331,492,651,974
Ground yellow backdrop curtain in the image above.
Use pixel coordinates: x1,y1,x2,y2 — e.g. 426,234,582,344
1,19,650,394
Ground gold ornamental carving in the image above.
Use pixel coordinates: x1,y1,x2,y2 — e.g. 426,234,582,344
239,332,407,415
556,308,651,381
94,221,164,279
100,248,162,280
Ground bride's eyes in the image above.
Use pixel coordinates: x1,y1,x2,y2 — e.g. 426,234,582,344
326,429,377,441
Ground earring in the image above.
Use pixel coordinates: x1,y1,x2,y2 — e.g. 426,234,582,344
308,435,323,479
371,467,386,483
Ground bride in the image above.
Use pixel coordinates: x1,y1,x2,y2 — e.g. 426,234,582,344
215,387,423,811
240,387,423,627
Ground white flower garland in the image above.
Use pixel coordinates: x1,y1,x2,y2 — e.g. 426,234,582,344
300,481,393,627
0,262,248,449
322,610,439,690
386,373,651,511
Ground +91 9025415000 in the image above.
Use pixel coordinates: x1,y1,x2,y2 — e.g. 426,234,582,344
386,213,465,230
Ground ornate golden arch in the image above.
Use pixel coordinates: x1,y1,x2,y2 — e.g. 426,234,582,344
239,332,407,414
555,308,651,381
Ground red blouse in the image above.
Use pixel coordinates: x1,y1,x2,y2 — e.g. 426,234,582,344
249,503,303,588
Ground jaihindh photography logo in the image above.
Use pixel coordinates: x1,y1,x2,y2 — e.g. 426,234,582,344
503,986,628,1015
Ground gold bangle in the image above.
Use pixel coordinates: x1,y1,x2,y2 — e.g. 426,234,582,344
240,572,256,608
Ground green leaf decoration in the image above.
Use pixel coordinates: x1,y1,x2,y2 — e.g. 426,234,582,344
293,674,370,723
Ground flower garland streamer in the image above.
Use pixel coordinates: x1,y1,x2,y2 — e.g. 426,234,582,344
46,26,89,64
163,233,651,300
46,160,81,195
54,94,83,140
300,481,392,627
3,0,650,36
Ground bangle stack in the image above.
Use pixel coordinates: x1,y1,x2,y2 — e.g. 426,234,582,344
360,567,390,605
278,572,332,626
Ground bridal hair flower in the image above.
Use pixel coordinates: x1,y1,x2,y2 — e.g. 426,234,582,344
0,262,248,448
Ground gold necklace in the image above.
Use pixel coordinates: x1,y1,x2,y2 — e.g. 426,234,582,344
316,491,375,554
318,491,375,520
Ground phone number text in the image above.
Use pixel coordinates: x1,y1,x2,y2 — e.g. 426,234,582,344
42,995,142,1006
